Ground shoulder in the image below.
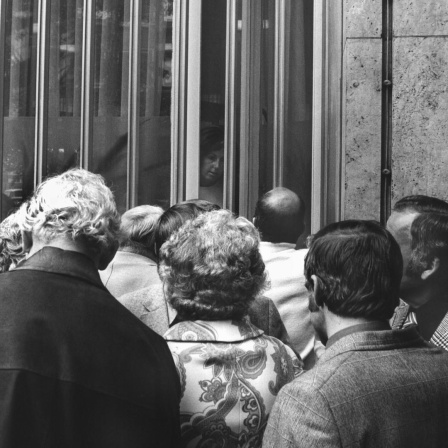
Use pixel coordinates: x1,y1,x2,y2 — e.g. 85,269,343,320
118,284,165,311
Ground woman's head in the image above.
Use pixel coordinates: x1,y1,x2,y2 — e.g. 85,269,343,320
159,210,266,321
153,200,220,258
200,126,225,187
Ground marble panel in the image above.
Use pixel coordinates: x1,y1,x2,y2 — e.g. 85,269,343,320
392,37,448,203
394,0,448,36
345,0,382,38
344,39,382,220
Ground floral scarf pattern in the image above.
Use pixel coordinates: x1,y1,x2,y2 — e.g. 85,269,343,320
165,319,303,447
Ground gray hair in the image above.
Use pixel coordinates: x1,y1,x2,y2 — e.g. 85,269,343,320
120,205,163,250
18,169,120,252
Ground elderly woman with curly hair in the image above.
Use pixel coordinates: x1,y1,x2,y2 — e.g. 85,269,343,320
159,210,303,448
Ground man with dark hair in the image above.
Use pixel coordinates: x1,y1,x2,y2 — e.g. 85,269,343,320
263,220,448,447
388,195,448,349
253,188,315,366
100,205,163,297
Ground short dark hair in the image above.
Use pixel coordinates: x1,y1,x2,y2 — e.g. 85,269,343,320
254,189,306,244
153,200,220,257
305,220,402,320
407,212,448,279
200,126,224,158
159,210,266,321
393,195,448,214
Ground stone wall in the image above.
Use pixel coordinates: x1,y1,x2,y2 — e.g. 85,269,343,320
344,0,382,220
343,0,448,219
392,0,448,203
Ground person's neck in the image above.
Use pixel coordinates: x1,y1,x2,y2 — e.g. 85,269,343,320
414,283,448,340
28,237,97,266
324,308,380,340
120,243,156,262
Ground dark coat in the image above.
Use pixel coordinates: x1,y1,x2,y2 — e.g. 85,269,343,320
0,247,180,448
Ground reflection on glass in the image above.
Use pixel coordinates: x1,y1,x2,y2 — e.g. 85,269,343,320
92,0,129,212
46,0,83,178
199,126,224,207
137,0,172,210
199,0,226,207
2,0,38,219
283,0,313,247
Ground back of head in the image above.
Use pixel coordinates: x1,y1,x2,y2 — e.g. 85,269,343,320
159,209,266,321
0,211,24,272
254,187,305,244
153,200,220,257
120,205,163,252
305,220,402,320
18,169,120,255
407,212,448,281
393,195,448,215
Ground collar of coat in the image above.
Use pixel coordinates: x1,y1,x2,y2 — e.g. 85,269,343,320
14,246,106,290
320,326,429,364
164,318,264,342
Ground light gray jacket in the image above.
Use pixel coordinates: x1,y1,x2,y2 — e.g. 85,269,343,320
263,326,448,447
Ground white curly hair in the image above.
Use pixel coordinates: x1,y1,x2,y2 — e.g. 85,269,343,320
17,169,120,251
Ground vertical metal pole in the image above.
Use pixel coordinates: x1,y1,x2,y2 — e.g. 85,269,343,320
381,0,393,225
0,0,6,214
171,0,188,204
224,0,237,210
273,0,287,187
80,0,94,170
34,0,50,186
184,0,201,201
127,0,141,209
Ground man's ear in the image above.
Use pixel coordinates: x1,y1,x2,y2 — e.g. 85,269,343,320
21,230,33,254
421,257,440,280
311,274,324,307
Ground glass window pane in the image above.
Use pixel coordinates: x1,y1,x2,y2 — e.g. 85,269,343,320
2,0,38,219
92,0,129,213
137,0,172,210
199,0,226,208
283,0,313,247
46,0,83,178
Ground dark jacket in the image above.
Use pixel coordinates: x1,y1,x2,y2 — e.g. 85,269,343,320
0,247,180,448
263,326,448,447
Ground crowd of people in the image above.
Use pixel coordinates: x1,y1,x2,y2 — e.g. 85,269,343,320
0,168,447,447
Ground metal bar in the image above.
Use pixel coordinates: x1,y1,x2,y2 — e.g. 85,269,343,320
239,0,260,218
34,0,50,186
171,0,188,204
311,0,325,232
127,0,141,209
223,0,237,210
380,0,393,225
80,0,94,170
0,0,7,214
273,0,286,186
184,0,201,201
